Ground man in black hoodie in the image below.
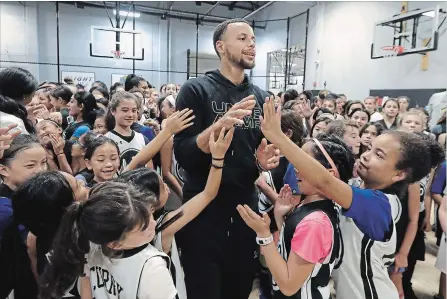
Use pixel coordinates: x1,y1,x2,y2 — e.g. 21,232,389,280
174,19,279,299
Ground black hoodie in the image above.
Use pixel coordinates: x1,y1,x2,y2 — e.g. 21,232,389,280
174,70,268,210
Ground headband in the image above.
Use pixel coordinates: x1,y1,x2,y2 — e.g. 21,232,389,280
313,138,340,179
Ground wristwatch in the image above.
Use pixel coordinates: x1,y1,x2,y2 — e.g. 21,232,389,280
256,235,273,246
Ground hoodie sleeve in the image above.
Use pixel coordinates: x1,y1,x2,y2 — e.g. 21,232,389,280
173,81,212,177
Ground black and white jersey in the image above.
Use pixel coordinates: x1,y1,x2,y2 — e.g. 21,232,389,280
153,212,186,299
273,200,339,299
258,171,276,213
105,130,146,174
333,193,399,299
87,244,175,299
419,175,429,212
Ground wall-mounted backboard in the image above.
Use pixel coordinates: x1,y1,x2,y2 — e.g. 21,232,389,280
371,6,443,59
90,26,144,60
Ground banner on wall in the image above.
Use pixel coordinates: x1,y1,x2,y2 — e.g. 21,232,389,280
61,71,95,91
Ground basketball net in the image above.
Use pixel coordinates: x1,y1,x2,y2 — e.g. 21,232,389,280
111,50,125,66
380,46,404,59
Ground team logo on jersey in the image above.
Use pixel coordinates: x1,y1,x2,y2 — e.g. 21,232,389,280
174,163,186,183
120,148,140,172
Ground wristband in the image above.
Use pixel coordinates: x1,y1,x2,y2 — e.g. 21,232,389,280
212,157,225,161
211,163,224,169
256,235,273,246
56,152,64,156
255,155,267,172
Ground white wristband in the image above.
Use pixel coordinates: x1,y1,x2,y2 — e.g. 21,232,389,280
256,235,273,246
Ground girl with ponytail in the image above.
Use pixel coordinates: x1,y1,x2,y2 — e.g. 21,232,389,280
39,181,177,299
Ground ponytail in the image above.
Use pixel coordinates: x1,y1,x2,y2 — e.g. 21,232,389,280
39,202,90,299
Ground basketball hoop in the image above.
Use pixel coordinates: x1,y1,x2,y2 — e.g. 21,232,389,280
380,46,405,58
111,50,125,60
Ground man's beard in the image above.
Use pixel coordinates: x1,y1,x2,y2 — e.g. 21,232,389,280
228,52,255,70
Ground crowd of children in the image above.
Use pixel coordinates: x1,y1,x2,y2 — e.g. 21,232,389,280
0,63,445,299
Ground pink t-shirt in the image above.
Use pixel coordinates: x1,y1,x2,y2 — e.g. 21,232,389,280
290,211,334,264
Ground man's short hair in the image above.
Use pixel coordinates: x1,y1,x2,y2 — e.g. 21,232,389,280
213,18,250,58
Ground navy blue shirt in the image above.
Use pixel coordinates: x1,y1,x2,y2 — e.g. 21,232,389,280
431,160,446,195
344,187,393,241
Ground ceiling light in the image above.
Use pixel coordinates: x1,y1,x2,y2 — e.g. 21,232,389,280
113,10,140,18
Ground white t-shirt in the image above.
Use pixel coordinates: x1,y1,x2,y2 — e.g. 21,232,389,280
370,111,384,122
86,244,177,299
0,112,29,134
105,130,146,174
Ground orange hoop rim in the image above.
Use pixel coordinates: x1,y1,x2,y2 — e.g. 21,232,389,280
380,45,405,54
111,50,125,59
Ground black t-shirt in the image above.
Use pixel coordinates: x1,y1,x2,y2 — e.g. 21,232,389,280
60,108,70,130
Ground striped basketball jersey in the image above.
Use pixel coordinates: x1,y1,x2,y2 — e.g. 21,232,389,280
419,175,429,212
105,130,146,174
154,212,187,299
273,200,339,299
333,193,399,299
258,171,276,213
87,244,175,299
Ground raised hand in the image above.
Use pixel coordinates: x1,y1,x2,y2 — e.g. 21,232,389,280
237,204,271,238
163,108,195,135
216,95,256,130
0,124,21,159
260,96,283,144
209,127,235,159
274,184,294,218
299,102,318,119
256,138,280,171
49,133,65,155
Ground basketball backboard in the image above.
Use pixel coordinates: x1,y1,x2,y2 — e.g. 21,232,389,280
371,6,443,59
90,26,144,60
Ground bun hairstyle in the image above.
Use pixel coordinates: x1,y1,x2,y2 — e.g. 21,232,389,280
39,181,158,299
50,85,73,104
389,131,445,184
125,74,147,91
73,91,99,127
309,134,356,183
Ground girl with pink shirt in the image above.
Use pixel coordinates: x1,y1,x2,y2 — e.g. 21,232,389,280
239,134,355,298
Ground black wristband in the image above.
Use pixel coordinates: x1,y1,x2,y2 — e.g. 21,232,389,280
212,157,225,161
211,163,224,169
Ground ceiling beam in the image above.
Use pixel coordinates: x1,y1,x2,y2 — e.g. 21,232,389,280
243,1,274,19
200,1,220,21
64,1,267,29
201,1,255,12
228,1,237,11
